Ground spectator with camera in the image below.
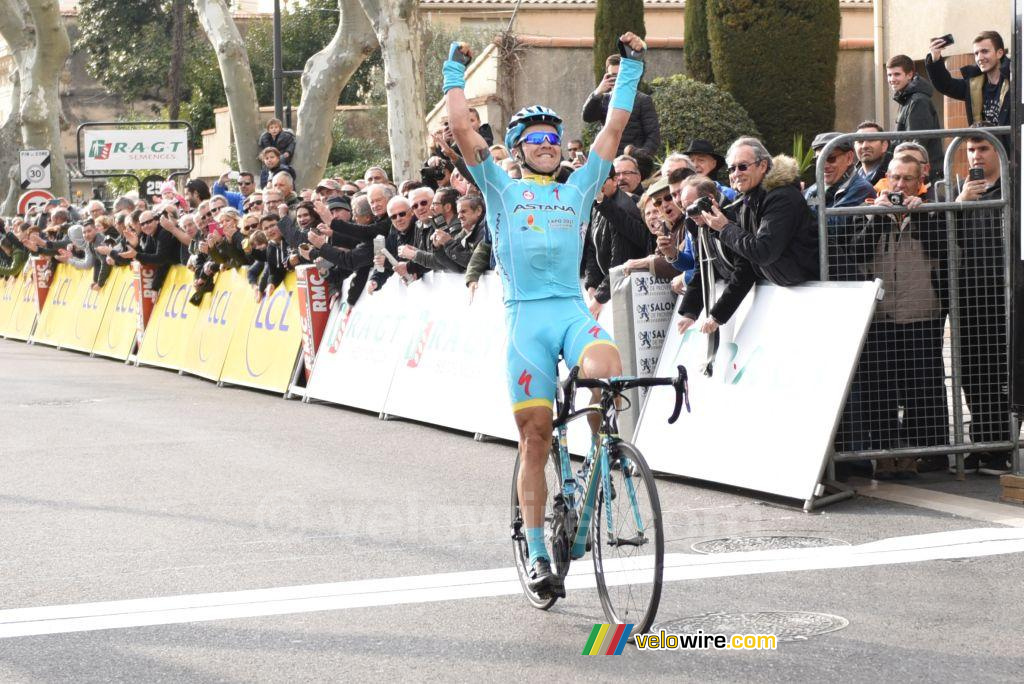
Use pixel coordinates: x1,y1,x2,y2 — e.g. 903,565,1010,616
952,130,1011,474
212,171,248,212
886,54,943,177
368,196,428,293
849,154,948,479
927,31,1010,130
663,174,755,336
701,137,818,286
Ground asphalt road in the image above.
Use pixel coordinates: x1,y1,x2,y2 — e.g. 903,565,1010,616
1,339,1023,682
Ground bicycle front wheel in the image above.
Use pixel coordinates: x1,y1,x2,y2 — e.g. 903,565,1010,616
592,440,664,635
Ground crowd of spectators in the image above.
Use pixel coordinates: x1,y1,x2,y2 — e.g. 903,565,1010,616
0,31,1013,478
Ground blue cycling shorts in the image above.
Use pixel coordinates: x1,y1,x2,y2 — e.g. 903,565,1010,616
505,297,617,412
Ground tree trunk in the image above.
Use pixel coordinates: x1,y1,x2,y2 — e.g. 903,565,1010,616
15,0,70,200
293,0,378,188
193,0,261,175
0,0,28,214
0,76,23,214
168,0,186,120
358,0,425,183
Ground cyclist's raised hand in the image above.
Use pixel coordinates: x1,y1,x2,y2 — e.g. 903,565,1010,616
618,32,647,59
448,42,473,65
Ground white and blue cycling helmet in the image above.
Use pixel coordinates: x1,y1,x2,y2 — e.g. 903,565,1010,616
504,105,564,150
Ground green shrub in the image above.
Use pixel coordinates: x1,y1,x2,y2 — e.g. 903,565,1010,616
649,74,760,156
593,0,646,85
706,0,840,155
684,0,713,83
324,113,391,182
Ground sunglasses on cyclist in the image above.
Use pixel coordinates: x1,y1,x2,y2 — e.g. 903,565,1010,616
520,131,561,146
727,161,761,174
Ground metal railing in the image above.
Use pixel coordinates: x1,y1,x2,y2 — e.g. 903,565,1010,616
814,126,1019,478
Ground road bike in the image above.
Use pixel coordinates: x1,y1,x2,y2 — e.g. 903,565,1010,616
510,364,689,636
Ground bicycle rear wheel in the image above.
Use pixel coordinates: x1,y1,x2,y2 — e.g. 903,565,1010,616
592,440,664,635
510,439,563,609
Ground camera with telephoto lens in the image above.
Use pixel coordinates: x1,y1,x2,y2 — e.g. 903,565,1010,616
430,214,447,230
685,195,714,218
886,191,904,206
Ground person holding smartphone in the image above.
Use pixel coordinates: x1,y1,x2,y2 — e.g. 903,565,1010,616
926,31,1011,148
582,53,661,159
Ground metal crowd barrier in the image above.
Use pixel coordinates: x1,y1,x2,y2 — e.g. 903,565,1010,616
814,126,1020,481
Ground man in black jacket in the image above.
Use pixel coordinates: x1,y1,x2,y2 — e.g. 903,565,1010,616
926,31,1011,149
702,137,819,286
582,54,661,158
120,209,177,290
853,120,892,187
661,174,755,336
887,54,943,176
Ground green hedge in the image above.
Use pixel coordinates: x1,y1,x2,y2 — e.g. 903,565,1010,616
593,0,646,84
684,0,713,83
706,0,840,154
649,75,760,158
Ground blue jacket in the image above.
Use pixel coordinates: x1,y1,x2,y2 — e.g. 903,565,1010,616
804,168,877,230
212,181,245,212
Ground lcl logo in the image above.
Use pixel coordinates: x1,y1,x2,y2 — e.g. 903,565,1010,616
113,280,137,315
163,283,190,319
207,290,231,326
82,287,102,311
254,287,291,332
50,278,72,306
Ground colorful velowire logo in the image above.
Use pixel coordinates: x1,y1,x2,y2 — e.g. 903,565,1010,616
582,623,634,655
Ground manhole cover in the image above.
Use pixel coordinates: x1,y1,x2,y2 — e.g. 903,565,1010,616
691,536,849,554
654,612,849,642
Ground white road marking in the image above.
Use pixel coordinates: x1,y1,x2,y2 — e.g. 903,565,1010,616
1,527,1022,639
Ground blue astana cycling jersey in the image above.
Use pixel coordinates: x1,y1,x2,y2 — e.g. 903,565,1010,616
466,152,611,302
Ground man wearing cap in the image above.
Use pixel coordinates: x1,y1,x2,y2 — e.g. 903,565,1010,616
804,132,875,281
326,195,352,223
683,139,737,202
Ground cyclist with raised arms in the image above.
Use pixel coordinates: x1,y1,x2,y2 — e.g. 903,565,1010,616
443,31,647,598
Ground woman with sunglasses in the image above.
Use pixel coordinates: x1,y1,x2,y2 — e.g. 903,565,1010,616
443,31,647,599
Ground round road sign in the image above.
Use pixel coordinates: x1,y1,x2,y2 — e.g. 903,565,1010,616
18,189,56,216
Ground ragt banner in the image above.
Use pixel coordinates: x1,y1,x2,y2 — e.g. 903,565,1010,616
82,128,189,172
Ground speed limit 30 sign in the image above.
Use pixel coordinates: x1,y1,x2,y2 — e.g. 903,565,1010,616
20,149,52,190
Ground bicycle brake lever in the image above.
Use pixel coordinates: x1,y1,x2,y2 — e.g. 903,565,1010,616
667,365,690,424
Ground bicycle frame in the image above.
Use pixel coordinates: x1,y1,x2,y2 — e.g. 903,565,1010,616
554,399,647,559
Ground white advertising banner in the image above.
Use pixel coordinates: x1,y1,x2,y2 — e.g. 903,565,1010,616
82,128,189,172
305,277,417,413
634,280,882,503
383,273,518,441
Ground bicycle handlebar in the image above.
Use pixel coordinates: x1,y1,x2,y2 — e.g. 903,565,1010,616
557,365,690,425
